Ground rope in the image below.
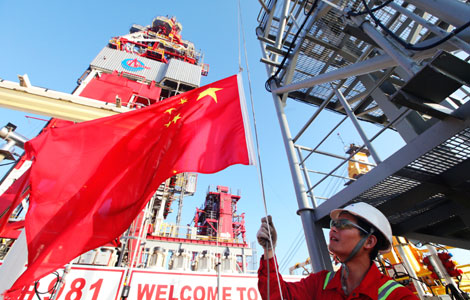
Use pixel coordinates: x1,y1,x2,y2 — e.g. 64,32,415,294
237,0,284,299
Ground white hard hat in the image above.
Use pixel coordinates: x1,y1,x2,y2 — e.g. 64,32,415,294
330,202,393,253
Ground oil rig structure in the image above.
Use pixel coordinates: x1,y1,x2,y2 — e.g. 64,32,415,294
257,0,470,298
0,15,252,284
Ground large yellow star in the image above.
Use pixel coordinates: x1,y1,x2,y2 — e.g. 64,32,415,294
197,87,223,103
165,108,176,115
172,113,182,124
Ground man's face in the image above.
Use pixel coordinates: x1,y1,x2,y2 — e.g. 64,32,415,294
328,213,365,261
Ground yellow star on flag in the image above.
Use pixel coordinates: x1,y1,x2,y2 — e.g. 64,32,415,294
165,108,176,115
164,121,172,128
197,88,223,103
179,98,188,104
172,113,182,124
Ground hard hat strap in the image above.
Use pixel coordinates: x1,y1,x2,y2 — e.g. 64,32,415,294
339,229,373,295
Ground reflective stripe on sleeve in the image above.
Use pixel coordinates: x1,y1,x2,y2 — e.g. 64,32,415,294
378,280,403,300
323,271,335,290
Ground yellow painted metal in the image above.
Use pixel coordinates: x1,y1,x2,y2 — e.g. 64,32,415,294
347,151,372,179
0,79,131,122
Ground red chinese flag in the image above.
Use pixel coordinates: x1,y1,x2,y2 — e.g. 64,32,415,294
6,74,254,294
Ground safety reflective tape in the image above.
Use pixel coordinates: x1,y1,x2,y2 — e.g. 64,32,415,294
378,280,402,300
323,271,335,290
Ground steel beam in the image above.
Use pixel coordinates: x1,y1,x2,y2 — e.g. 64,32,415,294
349,16,419,78
390,2,470,55
333,87,382,164
405,232,470,250
272,47,446,95
378,157,470,215
378,182,446,215
314,101,470,221
393,202,458,234
0,79,130,122
406,0,470,35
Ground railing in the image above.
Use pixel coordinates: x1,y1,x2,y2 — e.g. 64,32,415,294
155,223,243,244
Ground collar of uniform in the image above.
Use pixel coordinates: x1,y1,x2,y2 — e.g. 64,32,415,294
324,264,382,299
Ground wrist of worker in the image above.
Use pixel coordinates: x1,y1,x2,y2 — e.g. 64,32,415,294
264,248,274,259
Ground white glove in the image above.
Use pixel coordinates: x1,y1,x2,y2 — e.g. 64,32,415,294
257,215,277,250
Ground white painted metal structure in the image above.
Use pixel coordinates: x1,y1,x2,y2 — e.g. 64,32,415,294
257,0,470,279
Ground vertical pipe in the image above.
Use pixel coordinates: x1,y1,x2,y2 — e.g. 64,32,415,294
296,147,318,207
175,174,186,227
272,0,291,63
333,87,382,164
269,80,332,272
425,245,461,293
395,243,427,299
262,1,277,39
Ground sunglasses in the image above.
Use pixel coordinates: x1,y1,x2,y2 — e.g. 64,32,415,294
330,219,369,234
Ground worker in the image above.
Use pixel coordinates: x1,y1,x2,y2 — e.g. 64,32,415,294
257,202,419,299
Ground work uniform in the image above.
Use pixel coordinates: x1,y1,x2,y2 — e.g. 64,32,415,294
258,256,419,300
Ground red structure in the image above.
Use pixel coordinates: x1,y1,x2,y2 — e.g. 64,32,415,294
194,186,246,243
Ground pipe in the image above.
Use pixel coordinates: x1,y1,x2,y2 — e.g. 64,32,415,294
396,243,427,299
425,245,462,294
269,80,331,272
349,15,419,78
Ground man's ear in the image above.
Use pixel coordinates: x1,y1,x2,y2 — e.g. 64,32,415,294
364,234,377,250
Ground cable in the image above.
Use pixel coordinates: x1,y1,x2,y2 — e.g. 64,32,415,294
264,0,321,92
348,0,393,17
278,229,302,271
0,161,16,167
380,257,437,296
34,271,61,299
352,0,470,51
279,230,306,273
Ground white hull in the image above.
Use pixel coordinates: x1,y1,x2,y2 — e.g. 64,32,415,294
10,264,302,300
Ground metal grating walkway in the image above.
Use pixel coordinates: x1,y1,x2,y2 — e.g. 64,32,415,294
258,0,470,270
315,105,470,249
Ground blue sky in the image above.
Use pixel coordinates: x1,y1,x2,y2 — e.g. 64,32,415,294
1,0,468,273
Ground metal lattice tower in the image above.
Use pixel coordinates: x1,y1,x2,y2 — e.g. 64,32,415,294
257,0,470,272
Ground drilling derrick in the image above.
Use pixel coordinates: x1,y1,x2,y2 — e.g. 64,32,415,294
0,16,208,265
0,13,256,296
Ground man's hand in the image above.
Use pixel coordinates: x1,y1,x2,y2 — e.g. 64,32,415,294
257,215,277,250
